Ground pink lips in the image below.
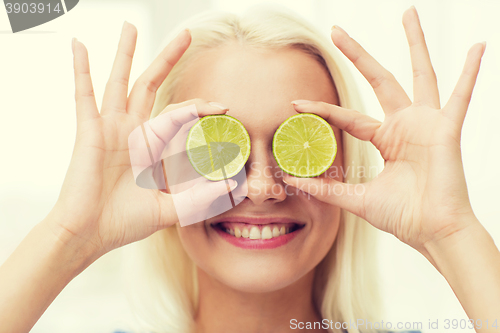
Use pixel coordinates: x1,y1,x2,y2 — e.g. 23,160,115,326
210,216,305,250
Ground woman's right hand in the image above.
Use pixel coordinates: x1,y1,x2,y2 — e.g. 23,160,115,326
47,22,230,259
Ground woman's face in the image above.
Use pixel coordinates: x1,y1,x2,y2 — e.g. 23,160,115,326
174,43,344,293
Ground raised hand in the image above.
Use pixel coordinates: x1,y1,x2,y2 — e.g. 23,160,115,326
284,6,486,259
48,23,231,258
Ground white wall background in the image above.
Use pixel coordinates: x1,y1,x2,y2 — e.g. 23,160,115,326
1,0,499,332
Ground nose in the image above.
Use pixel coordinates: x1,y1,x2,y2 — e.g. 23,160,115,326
244,143,287,205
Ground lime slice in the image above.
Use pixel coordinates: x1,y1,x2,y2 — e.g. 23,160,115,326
186,114,251,181
273,113,337,178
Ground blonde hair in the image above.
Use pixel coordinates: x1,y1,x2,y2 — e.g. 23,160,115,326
123,4,382,333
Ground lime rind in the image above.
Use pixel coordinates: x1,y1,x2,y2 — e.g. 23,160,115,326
186,114,251,181
272,113,337,178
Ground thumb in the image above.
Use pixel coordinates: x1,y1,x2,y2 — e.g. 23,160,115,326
157,179,238,228
283,175,367,218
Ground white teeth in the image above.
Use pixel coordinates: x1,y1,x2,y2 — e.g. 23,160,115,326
280,226,286,235
249,226,261,239
222,224,299,239
262,226,273,239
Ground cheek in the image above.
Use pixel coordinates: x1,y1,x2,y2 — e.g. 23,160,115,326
308,197,341,242
291,191,341,266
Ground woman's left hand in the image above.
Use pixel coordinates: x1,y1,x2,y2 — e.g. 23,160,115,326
284,6,485,260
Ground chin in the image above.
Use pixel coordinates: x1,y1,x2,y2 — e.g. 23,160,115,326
201,255,309,293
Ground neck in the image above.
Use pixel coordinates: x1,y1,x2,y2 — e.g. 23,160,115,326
194,267,325,333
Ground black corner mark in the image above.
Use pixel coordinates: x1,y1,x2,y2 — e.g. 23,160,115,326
4,0,79,33
64,0,77,11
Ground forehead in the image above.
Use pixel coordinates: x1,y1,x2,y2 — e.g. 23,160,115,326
175,43,339,132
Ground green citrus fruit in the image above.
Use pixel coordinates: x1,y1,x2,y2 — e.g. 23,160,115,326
273,113,337,177
186,114,251,181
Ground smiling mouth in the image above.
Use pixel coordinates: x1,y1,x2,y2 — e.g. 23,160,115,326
212,222,305,240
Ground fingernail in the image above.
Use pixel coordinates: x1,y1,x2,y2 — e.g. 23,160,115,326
122,21,132,34
228,179,238,191
480,41,487,55
331,25,347,35
72,37,76,54
180,28,190,38
208,102,229,110
291,100,312,106
173,28,190,43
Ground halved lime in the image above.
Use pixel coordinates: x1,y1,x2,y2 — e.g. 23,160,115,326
273,113,337,178
186,115,251,181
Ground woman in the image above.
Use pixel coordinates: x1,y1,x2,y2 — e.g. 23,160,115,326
0,4,497,333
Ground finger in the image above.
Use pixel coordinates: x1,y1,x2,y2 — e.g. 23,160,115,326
291,100,381,142
126,28,191,118
101,21,137,115
159,179,238,228
148,99,229,149
283,175,367,219
331,26,412,115
443,42,486,126
72,38,99,122
159,99,229,117
402,6,440,108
